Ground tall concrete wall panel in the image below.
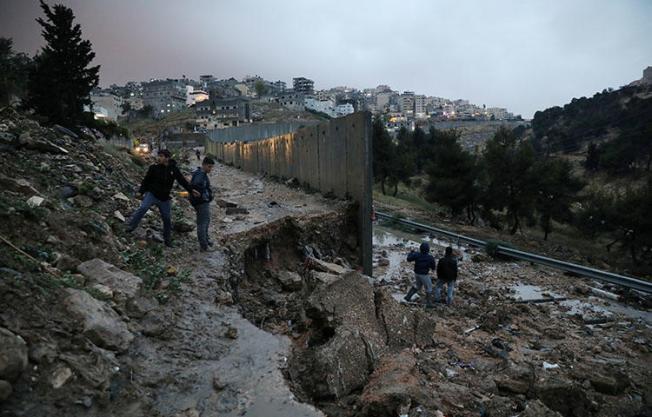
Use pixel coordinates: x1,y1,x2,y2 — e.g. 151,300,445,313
206,112,372,274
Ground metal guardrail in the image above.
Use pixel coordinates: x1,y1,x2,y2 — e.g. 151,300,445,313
376,211,652,294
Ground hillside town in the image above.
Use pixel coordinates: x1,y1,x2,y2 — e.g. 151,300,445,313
87,75,522,133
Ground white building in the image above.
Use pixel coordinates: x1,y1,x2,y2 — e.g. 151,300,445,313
87,92,124,121
304,98,354,118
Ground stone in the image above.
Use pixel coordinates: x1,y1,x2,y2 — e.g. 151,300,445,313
373,288,437,348
63,289,134,352
590,373,629,395
215,199,238,208
521,400,564,417
21,134,69,154
377,258,390,266
60,185,78,199
113,210,126,222
0,327,28,382
225,206,249,215
50,365,73,389
112,192,130,201
91,284,114,299
495,376,530,395
307,257,349,275
26,196,45,208
77,258,142,302
0,174,40,195
126,297,159,319
173,221,194,233
276,270,303,291
359,350,431,417
225,326,238,339
73,195,94,208
535,380,592,417
141,312,170,338
0,380,12,402
54,254,80,272
28,342,58,364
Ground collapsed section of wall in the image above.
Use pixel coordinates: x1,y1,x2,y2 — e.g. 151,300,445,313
205,112,373,275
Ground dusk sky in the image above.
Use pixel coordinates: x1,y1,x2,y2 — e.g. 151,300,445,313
1,0,651,118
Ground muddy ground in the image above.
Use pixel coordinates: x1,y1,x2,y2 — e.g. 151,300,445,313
1,111,651,417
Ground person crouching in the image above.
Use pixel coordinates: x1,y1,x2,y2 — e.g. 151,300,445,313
404,242,437,307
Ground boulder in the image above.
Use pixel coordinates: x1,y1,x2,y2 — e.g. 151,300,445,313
0,328,28,382
63,289,134,352
590,372,629,395
276,270,303,291
73,195,94,208
49,364,73,389
126,296,159,319
77,258,142,303
535,380,592,417
521,400,564,417
0,174,40,195
373,288,436,348
307,257,349,275
54,254,80,272
0,380,12,402
19,133,69,154
359,350,431,417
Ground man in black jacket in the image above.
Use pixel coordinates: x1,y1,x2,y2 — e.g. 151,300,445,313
435,246,458,305
404,242,437,307
126,149,197,247
189,157,215,251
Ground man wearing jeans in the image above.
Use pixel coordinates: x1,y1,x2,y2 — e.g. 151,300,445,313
189,157,215,251
404,242,437,307
435,247,458,305
126,149,197,247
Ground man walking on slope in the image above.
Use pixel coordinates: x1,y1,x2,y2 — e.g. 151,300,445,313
435,246,458,305
189,157,215,252
127,149,198,247
404,242,437,307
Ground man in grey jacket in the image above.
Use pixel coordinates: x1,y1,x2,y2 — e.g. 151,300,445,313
189,157,215,251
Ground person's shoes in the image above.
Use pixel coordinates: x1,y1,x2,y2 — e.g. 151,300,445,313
403,287,418,303
200,246,217,253
207,240,214,247
164,241,174,248
425,293,436,308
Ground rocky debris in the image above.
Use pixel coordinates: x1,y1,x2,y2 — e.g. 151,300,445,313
26,195,45,208
215,198,238,208
63,288,134,352
224,326,238,339
534,380,593,417
77,258,142,303
72,194,94,208
306,257,349,275
18,132,69,154
0,328,28,386
113,210,126,222
53,253,80,272
374,288,437,348
520,400,564,417
590,372,630,395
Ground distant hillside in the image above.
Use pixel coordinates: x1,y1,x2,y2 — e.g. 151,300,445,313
531,80,652,173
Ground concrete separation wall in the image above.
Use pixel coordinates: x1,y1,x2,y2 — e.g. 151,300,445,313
205,112,373,275
206,122,319,143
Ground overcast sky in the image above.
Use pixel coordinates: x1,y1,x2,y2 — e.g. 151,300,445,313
1,0,651,117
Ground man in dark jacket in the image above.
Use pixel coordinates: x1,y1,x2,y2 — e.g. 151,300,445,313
435,246,458,305
189,157,215,251
126,149,197,247
404,242,437,307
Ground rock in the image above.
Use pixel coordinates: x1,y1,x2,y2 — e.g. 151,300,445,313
276,270,303,291
113,210,126,222
73,195,94,208
126,297,159,319
225,326,238,339
373,288,437,348
472,253,492,262
53,124,79,139
77,258,142,303
20,134,69,154
0,131,16,144
49,365,73,389
26,196,45,208
166,266,177,276
0,174,40,195
521,400,564,417
359,350,431,417
590,373,629,395
307,257,349,275
214,290,234,305
377,257,390,267
213,372,227,391
0,328,29,382
215,199,238,208
54,254,80,272
174,409,200,417
63,289,134,352
535,380,592,417
28,342,57,364
173,221,194,233
141,312,170,338
91,284,114,299
60,185,78,199
495,376,530,395
0,380,12,402
225,207,249,215
112,192,130,201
